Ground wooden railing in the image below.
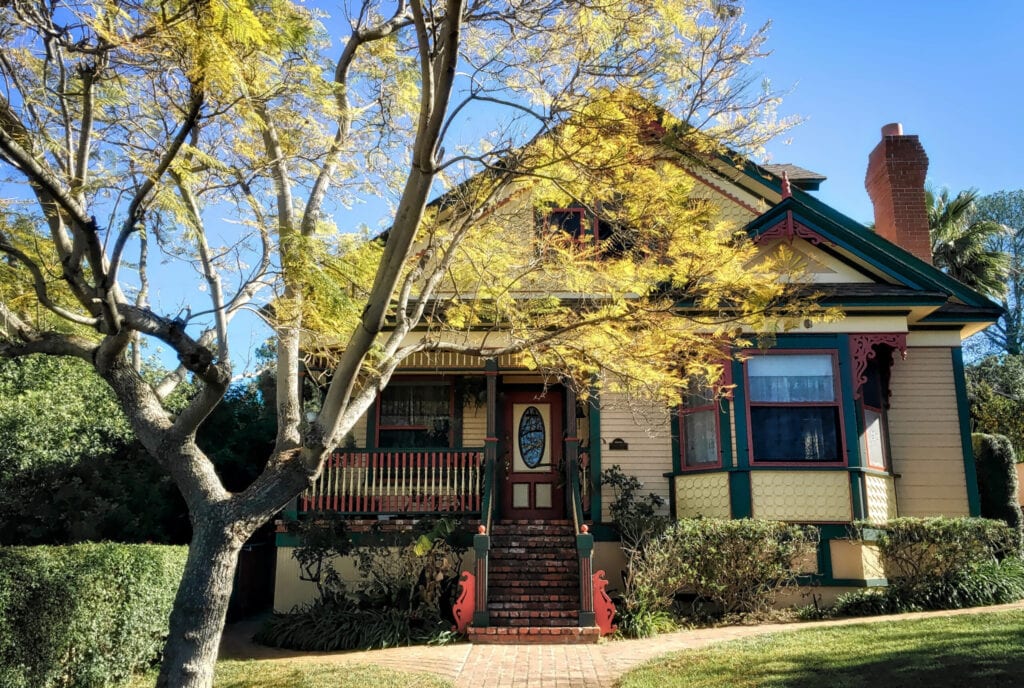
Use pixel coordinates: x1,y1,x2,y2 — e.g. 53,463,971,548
301,449,484,515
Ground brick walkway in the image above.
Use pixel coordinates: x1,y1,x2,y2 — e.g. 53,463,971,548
219,600,1024,687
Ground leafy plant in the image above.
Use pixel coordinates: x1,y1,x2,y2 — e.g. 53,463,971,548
645,518,818,617
259,517,466,651
862,517,1018,597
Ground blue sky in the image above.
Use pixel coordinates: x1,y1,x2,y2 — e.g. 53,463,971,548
743,2,1024,223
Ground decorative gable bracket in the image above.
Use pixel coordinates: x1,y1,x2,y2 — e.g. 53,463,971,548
850,333,908,401
754,210,834,247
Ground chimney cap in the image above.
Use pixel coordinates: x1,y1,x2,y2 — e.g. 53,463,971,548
881,122,904,137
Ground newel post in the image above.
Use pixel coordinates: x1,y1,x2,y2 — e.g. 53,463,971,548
472,524,490,627
577,524,595,627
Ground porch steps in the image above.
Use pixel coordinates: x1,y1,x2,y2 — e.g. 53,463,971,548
468,519,602,644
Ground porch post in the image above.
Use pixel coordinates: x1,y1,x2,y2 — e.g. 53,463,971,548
577,525,596,627
473,357,499,628
563,381,579,519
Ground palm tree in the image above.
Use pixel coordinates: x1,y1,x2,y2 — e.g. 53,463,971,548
928,187,1010,299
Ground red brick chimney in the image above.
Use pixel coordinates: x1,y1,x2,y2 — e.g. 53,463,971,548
864,123,932,264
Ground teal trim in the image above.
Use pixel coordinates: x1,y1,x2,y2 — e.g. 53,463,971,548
838,335,862,471
731,358,749,469
719,394,733,469
952,347,982,516
276,531,300,547
589,523,618,542
728,471,752,518
849,474,867,521
670,404,682,474
589,393,602,518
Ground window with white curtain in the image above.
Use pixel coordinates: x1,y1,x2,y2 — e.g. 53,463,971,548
680,385,720,468
746,353,843,463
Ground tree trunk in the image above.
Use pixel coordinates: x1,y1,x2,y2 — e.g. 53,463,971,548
157,517,246,688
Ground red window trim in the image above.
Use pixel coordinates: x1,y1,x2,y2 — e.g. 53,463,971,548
678,401,723,471
743,349,848,467
375,376,456,448
546,207,599,243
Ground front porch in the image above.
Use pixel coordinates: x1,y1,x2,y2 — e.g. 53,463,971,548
288,359,611,641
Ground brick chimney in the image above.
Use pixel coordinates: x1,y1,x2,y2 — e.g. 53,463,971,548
864,123,932,264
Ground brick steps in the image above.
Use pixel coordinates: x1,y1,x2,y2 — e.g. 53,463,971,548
469,518,598,643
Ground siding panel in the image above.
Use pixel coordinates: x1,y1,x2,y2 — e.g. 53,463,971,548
886,347,969,516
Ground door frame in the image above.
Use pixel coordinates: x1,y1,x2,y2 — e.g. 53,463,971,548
500,387,565,520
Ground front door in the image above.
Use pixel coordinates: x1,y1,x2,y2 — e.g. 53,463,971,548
502,389,565,519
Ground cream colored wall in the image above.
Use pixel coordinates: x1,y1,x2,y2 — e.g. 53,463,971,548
674,473,731,519
1017,464,1024,507
462,402,487,447
750,471,852,522
829,540,885,581
863,474,898,524
886,347,970,516
597,392,674,522
348,410,368,448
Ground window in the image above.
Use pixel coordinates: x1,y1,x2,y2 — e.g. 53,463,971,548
546,208,595,242
747,353,843,463
377,381,453,448
680,385,720,468
860,358,889,469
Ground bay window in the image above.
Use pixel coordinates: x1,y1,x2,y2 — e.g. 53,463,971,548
746,353,844,463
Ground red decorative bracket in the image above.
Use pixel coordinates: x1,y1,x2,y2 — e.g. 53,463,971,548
755,210,833,247
850,333,908,399
452,570,476,633
593,570,617,636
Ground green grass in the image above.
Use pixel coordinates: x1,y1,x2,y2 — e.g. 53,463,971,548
617,611,1024,688
127,660,453,688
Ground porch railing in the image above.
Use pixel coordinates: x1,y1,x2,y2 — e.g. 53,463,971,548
301,449,484,515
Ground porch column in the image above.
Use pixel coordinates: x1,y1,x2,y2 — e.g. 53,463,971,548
563,381,580,520
473,357,499,628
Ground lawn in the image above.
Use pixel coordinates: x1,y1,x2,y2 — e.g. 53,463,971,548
617,611,1024,688
128,661,452,688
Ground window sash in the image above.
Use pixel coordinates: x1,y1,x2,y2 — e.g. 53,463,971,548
746,352,844,464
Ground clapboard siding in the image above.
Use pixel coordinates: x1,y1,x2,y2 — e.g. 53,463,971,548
598,392,674,521
462,402,487,446
886,347,969,516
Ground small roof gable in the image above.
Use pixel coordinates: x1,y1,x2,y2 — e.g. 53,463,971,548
745,195,1003,316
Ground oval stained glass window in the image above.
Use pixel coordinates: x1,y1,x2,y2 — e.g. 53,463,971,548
518,406,546,468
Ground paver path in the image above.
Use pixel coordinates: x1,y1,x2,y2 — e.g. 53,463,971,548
219,600,1024,687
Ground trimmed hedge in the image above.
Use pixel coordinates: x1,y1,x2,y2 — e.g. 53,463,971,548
973,433,1024,549
635,518,818,619
0,543,186,688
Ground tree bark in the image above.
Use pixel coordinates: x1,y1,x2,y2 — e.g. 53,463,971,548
156,515,247,688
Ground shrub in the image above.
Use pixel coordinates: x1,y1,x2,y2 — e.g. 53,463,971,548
0,543,186,688
656,519,818,616
865,517,1018,596
257,517,465,651
600,466,671,637
973,433,1023,549
828,557,1024,618
623,518,817,626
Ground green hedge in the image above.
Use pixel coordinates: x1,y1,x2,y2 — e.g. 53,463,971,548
0,543,186,688
973,433,1024,548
